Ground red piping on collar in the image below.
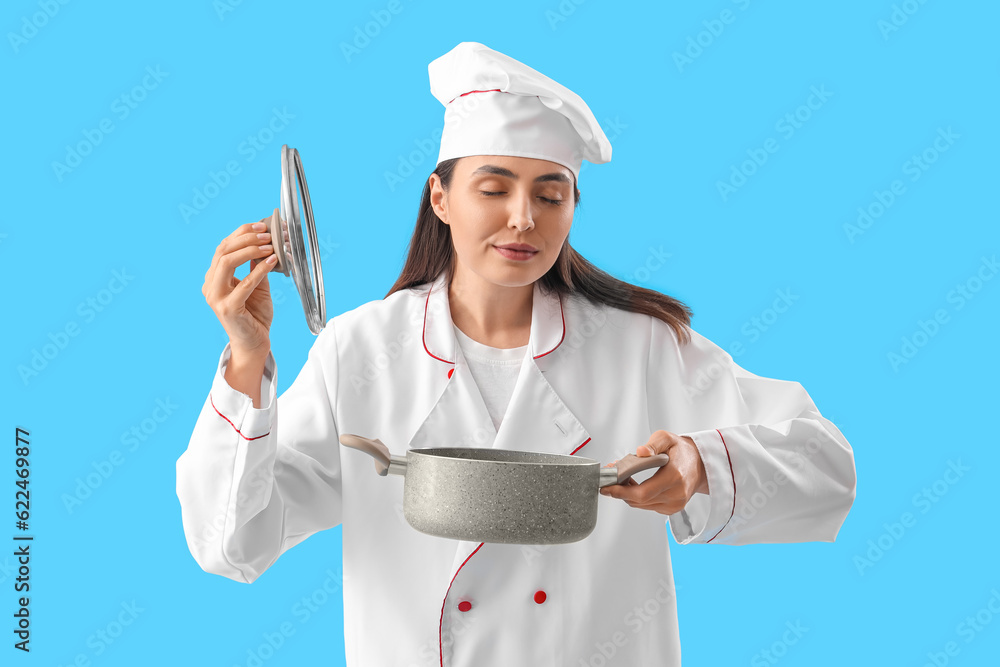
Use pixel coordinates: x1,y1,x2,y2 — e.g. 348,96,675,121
569,437,591,455
422,285,456,366
421,284,566,364
532,293,565,360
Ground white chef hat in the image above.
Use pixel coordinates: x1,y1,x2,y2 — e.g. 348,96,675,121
428,41,612,182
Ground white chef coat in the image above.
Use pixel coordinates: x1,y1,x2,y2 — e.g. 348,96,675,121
451,323,526,430
175,270,857,666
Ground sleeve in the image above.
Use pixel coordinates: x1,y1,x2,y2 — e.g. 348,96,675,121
175,324,342,583
646,317,857,546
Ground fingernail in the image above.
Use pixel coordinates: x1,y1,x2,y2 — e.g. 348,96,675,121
253,222,266,231
266,254,277,264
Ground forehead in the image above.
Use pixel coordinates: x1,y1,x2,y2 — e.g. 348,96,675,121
458,155,574,183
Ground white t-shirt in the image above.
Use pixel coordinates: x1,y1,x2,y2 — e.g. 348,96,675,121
452,324,527,431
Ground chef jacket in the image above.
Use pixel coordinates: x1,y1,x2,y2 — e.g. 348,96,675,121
451,323,525,430
176,270,857,666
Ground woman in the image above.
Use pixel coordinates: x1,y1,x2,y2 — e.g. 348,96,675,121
177,42,856,666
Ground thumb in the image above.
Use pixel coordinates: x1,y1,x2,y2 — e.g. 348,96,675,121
234,255,274,300
637,435,668,457
250,257,272,292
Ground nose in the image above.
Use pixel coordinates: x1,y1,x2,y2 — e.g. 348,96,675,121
507,194,535,232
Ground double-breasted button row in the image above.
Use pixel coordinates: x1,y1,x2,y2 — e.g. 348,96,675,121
457,590,547,612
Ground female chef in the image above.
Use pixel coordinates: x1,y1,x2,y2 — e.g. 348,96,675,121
177,41,857,666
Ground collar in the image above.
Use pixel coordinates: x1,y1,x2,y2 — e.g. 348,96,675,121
420,270,566,366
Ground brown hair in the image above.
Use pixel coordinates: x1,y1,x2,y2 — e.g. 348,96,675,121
385,158,693,344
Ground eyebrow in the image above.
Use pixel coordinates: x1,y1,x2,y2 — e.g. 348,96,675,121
470,164,572,185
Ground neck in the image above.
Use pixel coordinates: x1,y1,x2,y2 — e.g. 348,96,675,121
448,263,533,349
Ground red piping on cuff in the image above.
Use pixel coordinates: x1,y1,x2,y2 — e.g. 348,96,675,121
210,395,271,441
706,428,735,543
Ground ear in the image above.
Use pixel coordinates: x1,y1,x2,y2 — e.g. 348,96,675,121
429,173,449,224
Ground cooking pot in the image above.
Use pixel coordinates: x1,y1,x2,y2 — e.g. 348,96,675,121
339,433,670,545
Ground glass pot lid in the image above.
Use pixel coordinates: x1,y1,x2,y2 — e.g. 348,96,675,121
265,145,326,335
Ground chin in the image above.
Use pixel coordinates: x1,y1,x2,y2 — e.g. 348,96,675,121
499,265,554,286
478,265,543,288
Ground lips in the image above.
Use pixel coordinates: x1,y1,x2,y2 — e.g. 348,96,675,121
495,243,537,252
494,244,538,261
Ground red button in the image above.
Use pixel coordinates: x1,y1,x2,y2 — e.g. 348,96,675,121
533,590,547,604
457,600,472,612
447,368,455,379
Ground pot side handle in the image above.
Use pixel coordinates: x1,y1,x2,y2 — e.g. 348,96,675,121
340,434,393,476
598,453,671,488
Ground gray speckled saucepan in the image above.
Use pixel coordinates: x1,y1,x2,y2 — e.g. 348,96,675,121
339,433,670,545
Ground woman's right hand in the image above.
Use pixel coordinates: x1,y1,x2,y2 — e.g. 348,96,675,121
203,209,280,361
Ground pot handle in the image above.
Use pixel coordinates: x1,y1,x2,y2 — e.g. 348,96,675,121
340,434,402,476
599,453,671,488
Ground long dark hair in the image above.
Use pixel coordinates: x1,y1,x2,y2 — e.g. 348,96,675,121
385,158,693,344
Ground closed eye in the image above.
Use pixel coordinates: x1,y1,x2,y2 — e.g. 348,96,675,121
479,191,564,206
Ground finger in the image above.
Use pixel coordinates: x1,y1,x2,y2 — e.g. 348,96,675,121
208,243,268,303
208,217,274,283
638,430,680,457
611,482,691,515
626,500,688,515
246,256,274,292
631,495,692,515
212,220,270,262
602,468,677,505
224,252,276,309
599,477,638,498
209,241,274,303
607,489,686,514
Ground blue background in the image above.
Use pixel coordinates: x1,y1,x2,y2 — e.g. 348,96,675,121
4,0,998,665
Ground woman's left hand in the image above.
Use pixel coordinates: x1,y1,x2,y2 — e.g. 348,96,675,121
599,430,709,516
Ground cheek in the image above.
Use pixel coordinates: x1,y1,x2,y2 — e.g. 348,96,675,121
451,206,498,244
447,214,490,254
547,213,573,245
